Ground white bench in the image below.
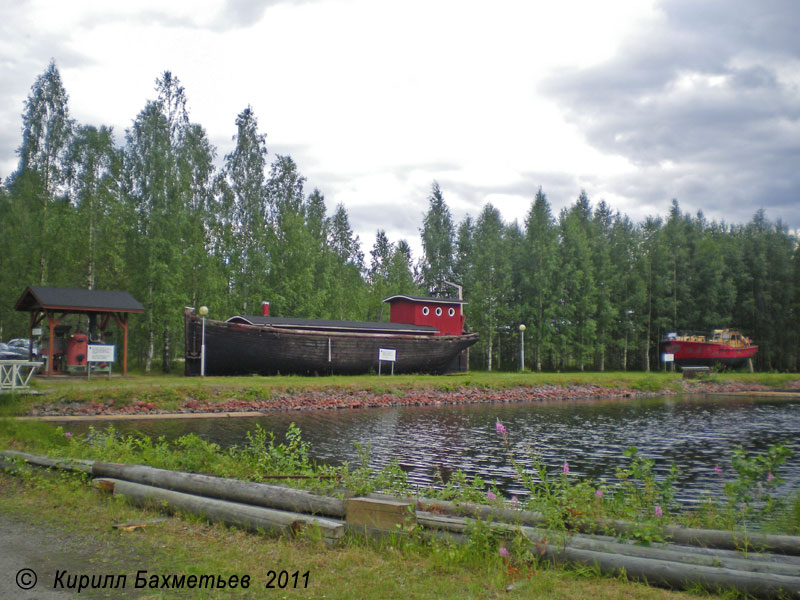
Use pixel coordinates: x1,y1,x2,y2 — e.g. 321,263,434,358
0,360,44,392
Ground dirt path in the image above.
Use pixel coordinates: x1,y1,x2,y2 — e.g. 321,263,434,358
0,512,155,599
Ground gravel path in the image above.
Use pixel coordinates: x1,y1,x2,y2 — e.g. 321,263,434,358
0,512,155,599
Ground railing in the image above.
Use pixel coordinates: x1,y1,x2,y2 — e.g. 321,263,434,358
0,360,43,392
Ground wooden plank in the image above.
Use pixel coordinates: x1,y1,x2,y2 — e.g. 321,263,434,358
346,497,416,532
112,518,169,531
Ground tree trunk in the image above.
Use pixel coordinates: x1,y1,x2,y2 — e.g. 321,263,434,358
162,326,170,374
87,196,95,290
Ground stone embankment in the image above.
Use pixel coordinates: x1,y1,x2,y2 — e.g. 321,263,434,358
24,380,786,418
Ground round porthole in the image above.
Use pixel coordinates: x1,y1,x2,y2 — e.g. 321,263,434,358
448,307,455,317
435,307,443,316
422,306,430,316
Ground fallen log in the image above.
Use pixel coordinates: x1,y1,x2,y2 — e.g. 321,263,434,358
1,450,94,474
415,512,800,597
416,512,800,577
374,492,800,555
91,461,346,517
550,546,800,599
599,518,800,555
98,478,344,543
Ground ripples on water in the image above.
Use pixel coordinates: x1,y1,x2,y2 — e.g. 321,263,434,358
63,395,800,507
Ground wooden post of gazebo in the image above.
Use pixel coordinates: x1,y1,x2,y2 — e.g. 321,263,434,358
14,286,144,377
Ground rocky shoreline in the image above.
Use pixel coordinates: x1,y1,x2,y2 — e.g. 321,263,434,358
24,379,794,419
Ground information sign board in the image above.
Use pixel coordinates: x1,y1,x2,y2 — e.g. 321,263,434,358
378,348,396,362
88,344,116,363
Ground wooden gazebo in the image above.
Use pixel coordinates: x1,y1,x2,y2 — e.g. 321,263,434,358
14,286,145,376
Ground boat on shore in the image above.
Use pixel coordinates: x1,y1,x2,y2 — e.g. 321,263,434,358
184,295,478,376
660,329,758,369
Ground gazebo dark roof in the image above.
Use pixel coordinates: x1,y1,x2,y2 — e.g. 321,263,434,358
15,286,145,314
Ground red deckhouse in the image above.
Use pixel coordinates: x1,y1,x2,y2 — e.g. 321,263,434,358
383,295,466,336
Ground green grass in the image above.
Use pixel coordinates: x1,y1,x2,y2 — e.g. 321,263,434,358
0,469,713,600
5,370,798,418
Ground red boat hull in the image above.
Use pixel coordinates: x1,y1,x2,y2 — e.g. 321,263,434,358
660,340,758,368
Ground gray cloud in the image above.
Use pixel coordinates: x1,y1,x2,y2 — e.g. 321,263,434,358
542,0,800,228
210,0,315,32
0,4,98,178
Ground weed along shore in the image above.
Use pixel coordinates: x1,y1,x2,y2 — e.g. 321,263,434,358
1,371,800,598
7,371,800,419
2,450,800,598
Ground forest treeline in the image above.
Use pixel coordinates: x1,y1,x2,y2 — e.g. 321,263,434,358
1,62,798,372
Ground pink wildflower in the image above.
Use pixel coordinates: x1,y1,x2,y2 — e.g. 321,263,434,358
714,465,722,475
495,421,507,436
499,546,510,557
64,432,72,438
487,490,497,501
767,472,774,482
562,461,570,475
511,495,519,508
654,505,663,518
595,489,603,498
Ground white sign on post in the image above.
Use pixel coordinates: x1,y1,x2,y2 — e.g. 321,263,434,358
378,348,396,362
662,353,674,363
88,344,116,363
378,348,396,375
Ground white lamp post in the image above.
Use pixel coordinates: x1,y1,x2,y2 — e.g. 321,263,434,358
519,324,526,371
199,306,209,377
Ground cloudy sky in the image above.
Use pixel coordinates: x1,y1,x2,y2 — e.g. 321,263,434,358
2,0,799,257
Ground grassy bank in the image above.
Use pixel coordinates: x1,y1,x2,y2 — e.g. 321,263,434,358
0,471,712,600
3,370,799,417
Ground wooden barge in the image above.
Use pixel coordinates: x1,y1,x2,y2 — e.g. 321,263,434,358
184,295,478,376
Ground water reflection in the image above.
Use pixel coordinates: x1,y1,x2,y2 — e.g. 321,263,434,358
61,395,800,505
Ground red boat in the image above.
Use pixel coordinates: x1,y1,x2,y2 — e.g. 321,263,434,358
660,329,758,368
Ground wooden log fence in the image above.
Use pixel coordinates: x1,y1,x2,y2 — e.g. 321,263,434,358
3,450,800,598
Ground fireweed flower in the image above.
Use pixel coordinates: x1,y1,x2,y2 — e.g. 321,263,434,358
64,432,72,438
562,462,570,475
714,465,722,475
495,421,507,436
487,490,497,501
767,472,775,482
511,495,519,508
595,489,603,498
654,505,663,518
499,546,510,557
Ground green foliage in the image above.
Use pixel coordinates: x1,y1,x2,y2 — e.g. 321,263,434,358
335,442,411,497
724,444,792,520
3,63,800,375
419,181,456,293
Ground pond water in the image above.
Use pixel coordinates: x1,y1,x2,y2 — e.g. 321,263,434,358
59,394,800,506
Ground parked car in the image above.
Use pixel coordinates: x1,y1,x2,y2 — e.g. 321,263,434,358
7,338,38,357
0,342,27,360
